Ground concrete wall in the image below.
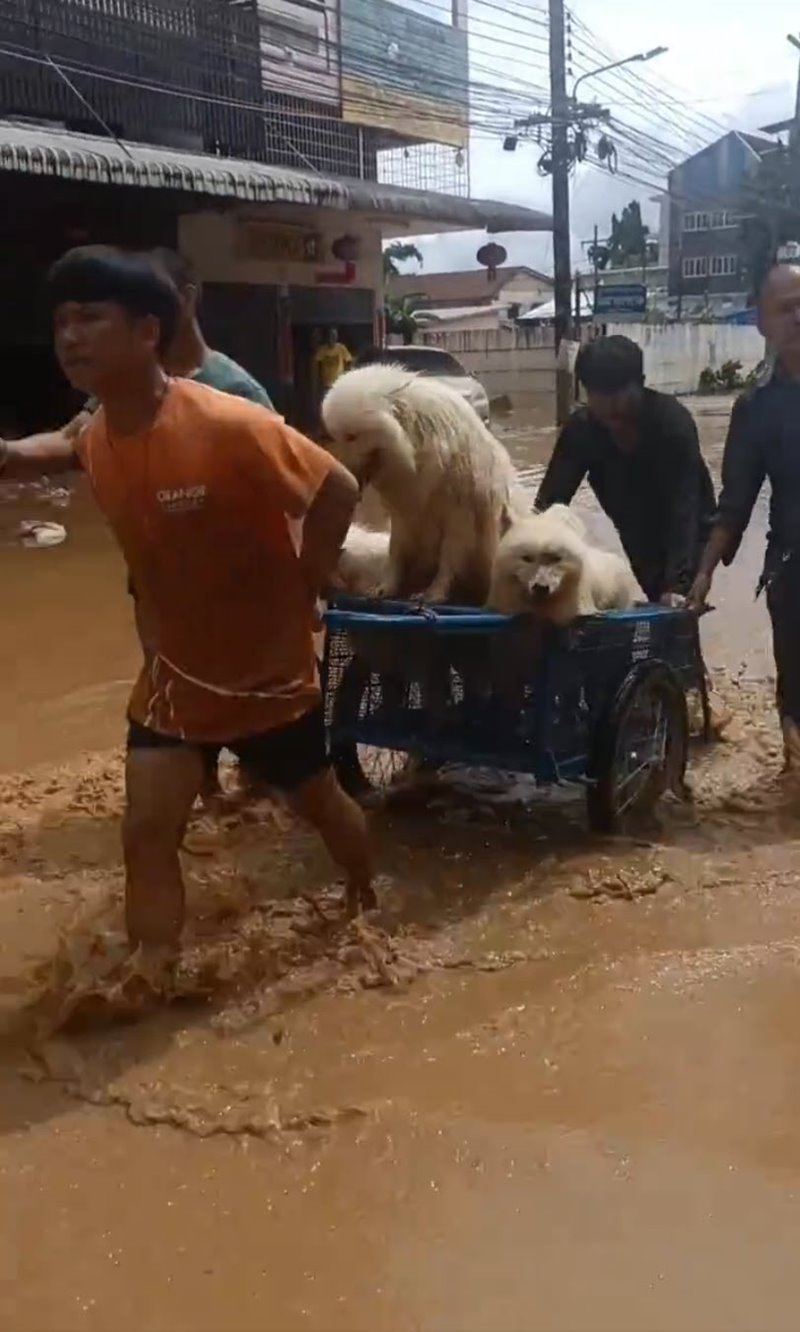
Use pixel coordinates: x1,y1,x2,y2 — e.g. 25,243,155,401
604,321,765,394
419,325,556,409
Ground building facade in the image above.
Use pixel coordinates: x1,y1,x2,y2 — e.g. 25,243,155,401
666,131,776,318
0,0,549,431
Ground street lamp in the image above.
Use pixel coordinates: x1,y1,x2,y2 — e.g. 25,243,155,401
572,46,668,100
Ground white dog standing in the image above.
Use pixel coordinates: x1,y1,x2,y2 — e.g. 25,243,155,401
488,504,642,623
322,363,528,605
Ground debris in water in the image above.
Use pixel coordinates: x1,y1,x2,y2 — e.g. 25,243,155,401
16,520,67,548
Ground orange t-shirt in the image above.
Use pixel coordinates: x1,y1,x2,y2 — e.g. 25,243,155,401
74,379,334,741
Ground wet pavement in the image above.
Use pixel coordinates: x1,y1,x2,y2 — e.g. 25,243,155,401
3,397,800,1332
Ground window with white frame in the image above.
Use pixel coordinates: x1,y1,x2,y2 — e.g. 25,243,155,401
682,256,708,279
710,210,739,229
709,254,738,277
683,212,710,231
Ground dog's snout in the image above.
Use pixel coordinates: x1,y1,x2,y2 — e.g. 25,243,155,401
527,577,551,602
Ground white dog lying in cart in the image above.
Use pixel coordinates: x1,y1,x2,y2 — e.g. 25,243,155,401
487,504,642,622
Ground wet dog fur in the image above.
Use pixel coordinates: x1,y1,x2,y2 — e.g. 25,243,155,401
321,363,528,605
487,504,642,624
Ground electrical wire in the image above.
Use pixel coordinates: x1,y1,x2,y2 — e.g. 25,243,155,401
0,40,547,146
0,7,553,137
567,10,735,148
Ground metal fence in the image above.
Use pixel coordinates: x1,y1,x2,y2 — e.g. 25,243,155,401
0,0,474,186
0,0,376,175
0,0,266,157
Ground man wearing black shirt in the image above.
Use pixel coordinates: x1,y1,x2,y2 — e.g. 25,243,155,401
536,335,716,604
690,263,800,767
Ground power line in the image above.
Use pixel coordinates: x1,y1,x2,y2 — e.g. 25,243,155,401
0,38,548,147
567,11,732,146
0,8,553,129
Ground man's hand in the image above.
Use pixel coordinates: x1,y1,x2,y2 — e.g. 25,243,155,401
659,591,687,609
687,570,712,612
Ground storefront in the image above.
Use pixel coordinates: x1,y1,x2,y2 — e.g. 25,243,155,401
0,118,552,432
179,209,381,425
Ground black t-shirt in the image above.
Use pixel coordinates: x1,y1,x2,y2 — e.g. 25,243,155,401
535,388,716,600
715,372,800,582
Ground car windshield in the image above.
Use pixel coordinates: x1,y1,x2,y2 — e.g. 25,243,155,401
358,346,467,376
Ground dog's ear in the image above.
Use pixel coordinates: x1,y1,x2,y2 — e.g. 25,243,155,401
546,503,586,538
499,503,516,538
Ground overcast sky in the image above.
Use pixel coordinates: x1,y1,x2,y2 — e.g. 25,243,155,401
391,0,800,275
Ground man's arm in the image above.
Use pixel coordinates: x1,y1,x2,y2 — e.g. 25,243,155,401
534,417,590,512
0,412,88,478
301,461,358,590
661,407,711,599
245,418,357,592
688,395,765,608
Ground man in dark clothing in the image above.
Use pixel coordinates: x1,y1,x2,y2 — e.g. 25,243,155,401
536,335,716,604
689,263,800,768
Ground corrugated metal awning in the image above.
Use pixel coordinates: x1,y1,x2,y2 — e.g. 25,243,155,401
0,121,552,234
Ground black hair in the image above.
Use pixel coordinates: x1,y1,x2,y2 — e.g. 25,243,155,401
46,246,181,354
149,246,200,298
756,260,800,305
575,334,645,392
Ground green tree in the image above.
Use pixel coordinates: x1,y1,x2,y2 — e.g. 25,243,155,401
739,145,800,297
608,200,650,268
383,241,423,279
384,293,425,342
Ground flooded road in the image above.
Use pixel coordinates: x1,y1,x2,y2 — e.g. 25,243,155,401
3,398,800,1332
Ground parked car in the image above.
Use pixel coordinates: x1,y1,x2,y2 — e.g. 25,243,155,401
354,344,490,422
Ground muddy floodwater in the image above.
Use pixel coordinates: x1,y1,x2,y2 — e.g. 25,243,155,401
3,398,800,1332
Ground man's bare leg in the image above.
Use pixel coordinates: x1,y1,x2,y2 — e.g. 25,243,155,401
286,767,376,915
198,745,224,805
123,746,205,950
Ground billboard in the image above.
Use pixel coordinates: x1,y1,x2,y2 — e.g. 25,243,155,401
340,0,468,149
594,283,647,320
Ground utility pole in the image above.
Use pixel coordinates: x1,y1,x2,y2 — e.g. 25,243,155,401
506,29,666,416
592,224,600,306
788,32,800,151
549,0,572,426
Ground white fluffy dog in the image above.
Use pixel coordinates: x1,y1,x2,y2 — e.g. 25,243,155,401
330,524,391,597
487,504,642,624
322,363,528,604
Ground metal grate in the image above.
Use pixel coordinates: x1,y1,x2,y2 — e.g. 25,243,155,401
0,0,476,186
378,140,469,197
262,89,377,178
323,600,703,783
0,0,263,158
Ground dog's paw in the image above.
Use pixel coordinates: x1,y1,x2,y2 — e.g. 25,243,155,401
419,584,451,605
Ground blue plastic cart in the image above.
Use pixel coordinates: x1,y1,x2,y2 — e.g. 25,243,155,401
322,597,709,833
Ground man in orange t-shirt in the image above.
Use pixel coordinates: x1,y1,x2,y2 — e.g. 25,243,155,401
1,247,375,957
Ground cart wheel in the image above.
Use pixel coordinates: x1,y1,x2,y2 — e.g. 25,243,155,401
586,662,688,834
329,657,414,800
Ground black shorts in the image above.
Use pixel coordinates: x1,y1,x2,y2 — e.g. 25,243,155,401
126,704,329,792
768,581,800,723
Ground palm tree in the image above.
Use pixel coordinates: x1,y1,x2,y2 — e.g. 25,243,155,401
384,293,426,343
383,241,423,279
